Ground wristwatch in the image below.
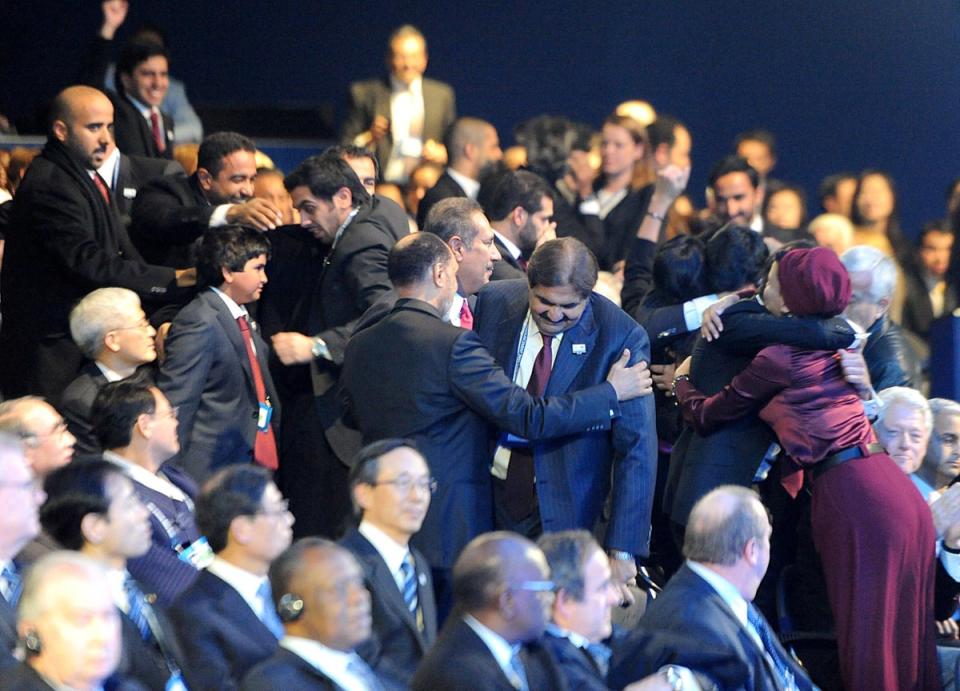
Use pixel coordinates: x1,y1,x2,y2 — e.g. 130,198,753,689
311,336,331,361
609,550,633,562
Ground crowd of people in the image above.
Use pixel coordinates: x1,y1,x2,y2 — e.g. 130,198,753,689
1,4,960,690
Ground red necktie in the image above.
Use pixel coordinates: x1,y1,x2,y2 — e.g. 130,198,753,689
459,300,474,330
150,110,166,154
92,173,111,206
517,257,528,272
236,316,279,470
504,333,552,520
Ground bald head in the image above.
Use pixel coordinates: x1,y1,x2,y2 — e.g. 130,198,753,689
50,86,115,169
684,486,769,566
446,118,502,179
453,532,548,610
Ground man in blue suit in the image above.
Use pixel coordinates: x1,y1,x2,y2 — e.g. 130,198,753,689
473,237,657,588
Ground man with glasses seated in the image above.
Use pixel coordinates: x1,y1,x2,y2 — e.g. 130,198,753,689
0,397,76,478
92,378,207,606
340,438,438,683
61,287,158,458
412,531,564,691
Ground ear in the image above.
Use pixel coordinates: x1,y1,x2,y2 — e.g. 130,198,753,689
334,186,353,208
196,167,214,192
221,266,234,286
229,515,253,546
353,483,374,513
135,412,153,441
511,207,527,228
80,512,106,546
463,141,477,162
447,236,466,261
743,536,760,567
654,143,670,169
103,330,122,354
498,587,515,619
877,297,891,316
431,259,448,289
118,71,133,95
52,119,69,144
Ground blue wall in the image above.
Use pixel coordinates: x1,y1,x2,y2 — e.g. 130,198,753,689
2,1,959,235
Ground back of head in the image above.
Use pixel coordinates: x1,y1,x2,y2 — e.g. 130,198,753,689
268,536,340,611
486,170,553,223
777,247,851,318
198,132,256,178
704,225,768,292
424,197,482,244
196,465,271,553
453,531,537,614
445,117,494,165
40,460,120,550
683,486,767,566
653,235,707,301
527,237,598,300
284,154,370,206
19,551,110,620
90,377,156,451
537,529,599,600
387,232,452,289
69,287,141,360
839,245,897,302
196,224,271,289
707,155,759,191
647,114,683,151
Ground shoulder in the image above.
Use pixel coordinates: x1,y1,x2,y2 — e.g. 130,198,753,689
350,78,389,98
423,78,455,98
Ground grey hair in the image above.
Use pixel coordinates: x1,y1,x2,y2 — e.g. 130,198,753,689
877,386,933,432
839,245,897,302
69,288,142,359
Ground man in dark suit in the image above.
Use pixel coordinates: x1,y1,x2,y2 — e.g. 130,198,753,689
902,221,957,341
329,144,412,240
93,380,204,606
61,287,157,457
241,538,398,690
269,154,395,538
340,232,652,617
487,170,556,281
627,486,815,690
40,460,189,690
412,532,565,691
158,226,280,483
474,238,657,587
0,86,192,401
340,439,437,682
94,147,183,230
416,117,502,229
0,433,40,668
342,25,455,185
131,131,283,268
169,465,293,690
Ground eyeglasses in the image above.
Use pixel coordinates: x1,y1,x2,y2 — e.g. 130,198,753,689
256,499,291,518
370,476,438,494
112,318,153,332
509,580,556,593
26,420,69,440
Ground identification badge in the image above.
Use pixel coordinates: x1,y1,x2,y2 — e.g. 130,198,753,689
257,403,273,432
177,536,215,569
166,672,188,691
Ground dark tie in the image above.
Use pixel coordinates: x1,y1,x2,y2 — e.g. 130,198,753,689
236,315,279,470
748,603,795,689
504,333,553,521
257,579,284,640
92,173,111,206
459,300,474,330
517,256,528,272
150,110,166,153
1,563,21,608
124,574,154,642
585,641,612,678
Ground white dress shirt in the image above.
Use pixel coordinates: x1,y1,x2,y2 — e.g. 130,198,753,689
280,636,371,691
205,557,271,620
447,168,481,200
359,520,411,593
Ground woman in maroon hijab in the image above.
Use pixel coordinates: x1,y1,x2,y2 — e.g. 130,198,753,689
673,247,938,691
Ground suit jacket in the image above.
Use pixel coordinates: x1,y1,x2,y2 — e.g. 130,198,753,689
158,289,281,483
340,298,620,569
115,155,184,229
116,605,184,691
339,529,437,681
0,590,16,670
0,139,179,400
473,280,657,556
130,173,211,268
169,569,278,691
240,648,341,691
412,616,567,691
541,632,607,691
635,564,814,691
0,662,148,691
665,298,855,527
416,171,466,230
863,314,919,390
341,77,456,181
489,235,527,282
60,361,109,457
901,268,958,340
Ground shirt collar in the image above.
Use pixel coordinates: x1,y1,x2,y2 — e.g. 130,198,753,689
464,614,519,672
280,635,354,673
206,556,268,615
210,286,249,320
492,231,521,261
125,93,156,120
446,168,481,200
102,450,186,502
330,207,360,252
389,76,422,96
358,520,410,576
94,146,120,188
686,560,749,629
545,622,591,649
447,293,467,325
93,361,126,383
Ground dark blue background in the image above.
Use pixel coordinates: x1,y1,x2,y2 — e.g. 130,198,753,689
2,1,958,237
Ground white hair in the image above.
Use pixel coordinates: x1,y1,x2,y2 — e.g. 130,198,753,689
18,551,110,620
929,398,960,423
877,387,933,432
69,288,142,359
839,245,897,302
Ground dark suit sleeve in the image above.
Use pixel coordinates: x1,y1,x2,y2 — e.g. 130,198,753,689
169,601,241,691
715,301,856,354
131,177,214,249
448,331,620,438
157,307,215,451
60,381,100,457
341,82,376,144
78,36,112,89
621,237,657,315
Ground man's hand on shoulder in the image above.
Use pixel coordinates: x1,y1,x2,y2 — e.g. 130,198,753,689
225,198,282,231
607,349,653,401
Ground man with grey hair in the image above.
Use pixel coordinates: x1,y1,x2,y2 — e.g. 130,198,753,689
416,117,503,228
874,386,933,477
635,486,815,690
61,287,157,456
412,531,564,691
0,551,122,689
840,245,918,390
923,399,960,492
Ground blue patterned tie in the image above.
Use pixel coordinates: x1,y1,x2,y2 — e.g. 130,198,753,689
508,646,529,691
1,563,21,607
257,579,284,640
123,575,153,642
400,554,419,616
748,603,795,690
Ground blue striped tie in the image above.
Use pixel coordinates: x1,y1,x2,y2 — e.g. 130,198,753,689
400,554,418,617
123,575,153,642
748,603,796,690
1,563,21,607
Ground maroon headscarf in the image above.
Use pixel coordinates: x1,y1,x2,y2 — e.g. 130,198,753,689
777,247,851,317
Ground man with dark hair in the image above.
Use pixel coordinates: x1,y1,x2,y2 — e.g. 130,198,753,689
0,85,193,400
417,117,503,229
706,155,762,230
704,225,769,294
412,531,564,690
93,379,204,605
159,225,279,482
268,154,396,538
169,465,294,690
647,115,692,172
902,220,957,340
474,237,656,592
40,459,189,689
324,144,410,240
734,129,777,180
486,170,556,281
340,439,437,682
131,130,283,267
818,172,857,217
342,25,456,185
341,232,652,617
241,538,395,690
629,486,814,690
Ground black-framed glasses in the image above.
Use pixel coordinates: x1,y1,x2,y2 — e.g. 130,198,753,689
370,477,438,494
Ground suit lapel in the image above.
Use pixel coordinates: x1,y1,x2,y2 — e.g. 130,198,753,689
545,301,597,396
495,291,529,378
205,292,256,393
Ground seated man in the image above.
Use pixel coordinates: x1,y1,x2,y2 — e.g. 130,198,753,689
874,386,933,479
0,398,75,478
241,538,397,690
61,287,157,457
925,398,960,492
412,531,564,691
0,552,123,690
169,465,294,690
340,439,437,682
41,460,188,690
92,379,205,605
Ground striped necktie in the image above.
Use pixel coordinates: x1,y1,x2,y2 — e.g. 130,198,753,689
1,563,21,607
123,574,154,642
400,554,419,616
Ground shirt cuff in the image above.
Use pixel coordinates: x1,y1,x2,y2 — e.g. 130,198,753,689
209,204,232,227
578,197,600,216
941,541,960,582
682,294,720,331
